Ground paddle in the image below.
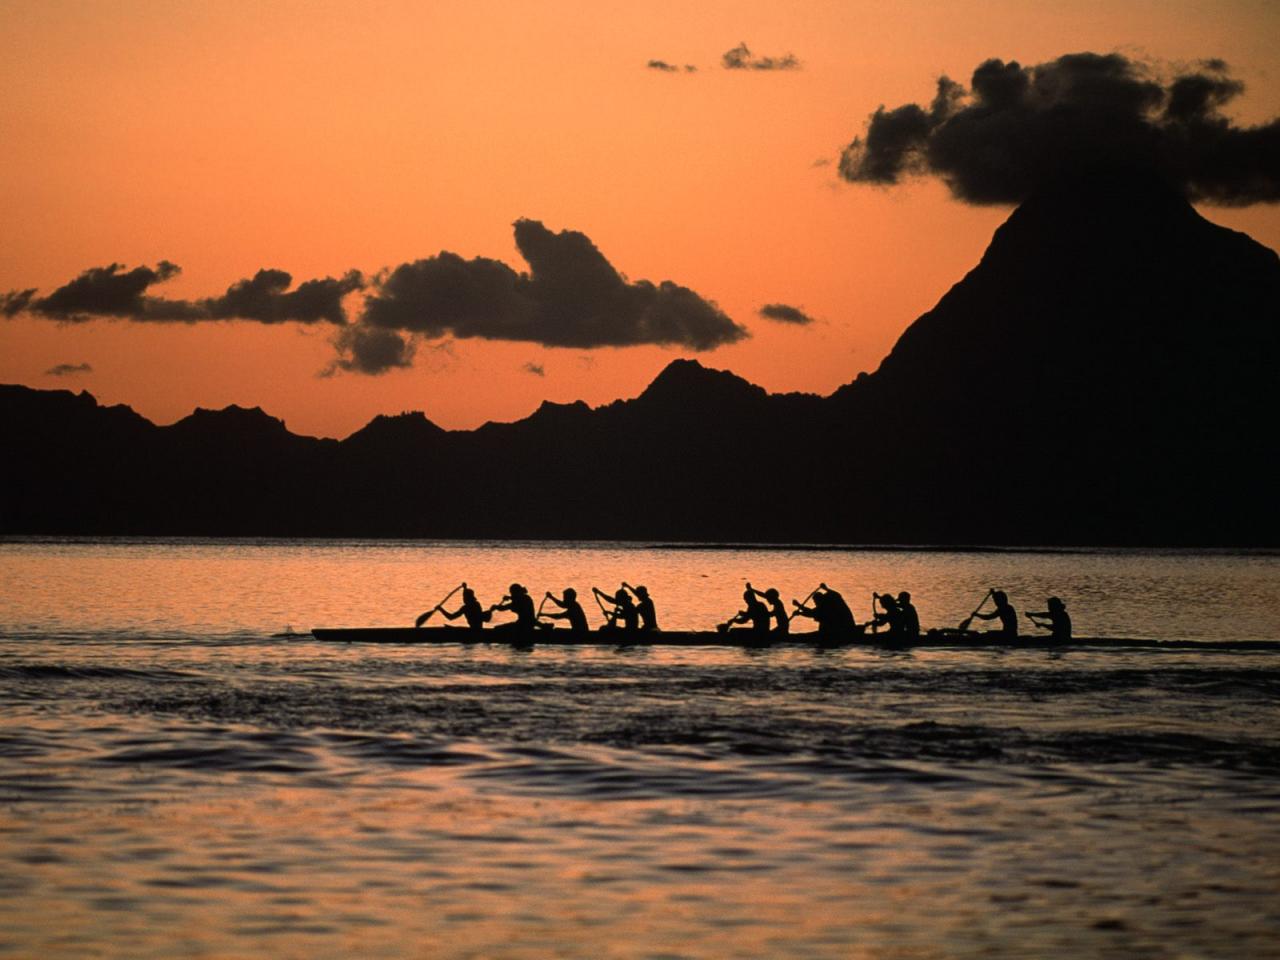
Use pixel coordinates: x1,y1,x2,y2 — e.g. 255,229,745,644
591,587,614,627
415,581,464,628
537,592,550,620
788,584,822,623
958,589,993,632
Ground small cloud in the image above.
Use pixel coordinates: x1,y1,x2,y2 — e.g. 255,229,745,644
812,157,832,167
326,325,415,376
44,362,93,376
647,59,698,74
722,42,801,71
522,362,546,376
759,303,816,325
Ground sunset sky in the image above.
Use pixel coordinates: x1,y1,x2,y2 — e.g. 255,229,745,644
2,0,1278,438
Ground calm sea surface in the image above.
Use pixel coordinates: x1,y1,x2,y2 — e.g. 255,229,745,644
1,539,1278,958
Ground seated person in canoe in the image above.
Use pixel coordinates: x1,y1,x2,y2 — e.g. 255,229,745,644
435,586,493,630
491,583,540,633
542,587,589,634
594,585,640,632
872,590,920,641
746,583,789,634
721,587,773,638
1026,597,1071,642
970,590,1018,640
791,584,858,640
623,582,659,631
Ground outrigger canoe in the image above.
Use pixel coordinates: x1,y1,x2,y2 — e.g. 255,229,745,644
308,627,1278,651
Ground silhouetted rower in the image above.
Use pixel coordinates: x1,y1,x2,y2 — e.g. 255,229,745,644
871,591,900,636
724,588,771,637
624,582,659,631
543,587,589,634
492,583,538,633
972,589,1018,639
792,585,856,639
595,585,639,632
896,591,920,641
437,587,492,630
1027,597,1071,641
747,583,789,634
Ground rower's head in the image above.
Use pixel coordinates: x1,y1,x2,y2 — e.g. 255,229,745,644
462,587,476,602
563,587,577,601
634,585,649,598
879,591,897,608
764,587,779,601
1047,596,1064,611
510,583,525,596
743,588,754,603
897,591,911,604
992,590,1008,605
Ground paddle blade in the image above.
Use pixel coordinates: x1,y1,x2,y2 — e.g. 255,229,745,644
959,617,972,632
414,611,431,628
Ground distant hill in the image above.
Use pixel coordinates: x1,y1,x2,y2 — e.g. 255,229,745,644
3,175,1277,545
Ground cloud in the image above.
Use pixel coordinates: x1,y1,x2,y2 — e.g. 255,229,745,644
44,362,93,376
522,362,546,376
6,262,364,323
758,303,815,325
722,42,800,71
327,325,415,376
647,59,697,73
838,53,1280,205
359,219,746,351
1,289,36,316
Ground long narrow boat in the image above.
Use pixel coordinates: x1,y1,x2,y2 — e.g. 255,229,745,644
308,627,1278,651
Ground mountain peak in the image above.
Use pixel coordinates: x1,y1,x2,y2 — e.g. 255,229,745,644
344,410,445,446
169,404,291,438
638,358,767,408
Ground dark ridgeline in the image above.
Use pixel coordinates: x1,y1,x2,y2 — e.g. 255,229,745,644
2,174,1277,545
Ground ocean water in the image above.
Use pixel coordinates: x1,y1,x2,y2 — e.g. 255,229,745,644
1,539,1279,958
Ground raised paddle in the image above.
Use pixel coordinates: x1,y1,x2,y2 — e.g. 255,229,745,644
591,587,614,626
788,584,822,622
958,589,994,632
416,581,464,628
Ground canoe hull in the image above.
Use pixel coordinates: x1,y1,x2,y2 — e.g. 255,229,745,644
308,627,1278,651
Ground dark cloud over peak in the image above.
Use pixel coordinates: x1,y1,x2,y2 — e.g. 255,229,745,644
522,362,546,376
44,362,93,377
839,52,1280,206
722,42,800,71
758,303,815,325
358,219,746,352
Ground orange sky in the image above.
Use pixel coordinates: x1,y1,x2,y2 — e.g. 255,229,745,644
2,0,1278,437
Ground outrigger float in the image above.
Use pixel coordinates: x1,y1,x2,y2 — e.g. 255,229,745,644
308,627,1279,652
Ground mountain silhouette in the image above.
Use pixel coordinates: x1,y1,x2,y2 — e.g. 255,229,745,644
3,176,1276,544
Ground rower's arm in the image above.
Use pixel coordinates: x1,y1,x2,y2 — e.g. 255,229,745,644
439,605,464,621
973,609,999,621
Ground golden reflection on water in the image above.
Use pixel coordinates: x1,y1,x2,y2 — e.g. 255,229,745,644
3,539,1279,640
